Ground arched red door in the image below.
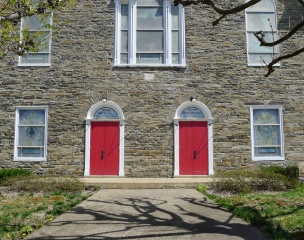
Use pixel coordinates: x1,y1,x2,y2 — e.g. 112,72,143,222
179,121,208,175
90,122,119,175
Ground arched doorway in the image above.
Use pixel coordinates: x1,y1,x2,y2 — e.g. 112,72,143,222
84,101,124,176
174,101,213,176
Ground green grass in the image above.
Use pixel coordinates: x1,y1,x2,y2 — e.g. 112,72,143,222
0,172,96,240
0,168,32,183
197,183,304,240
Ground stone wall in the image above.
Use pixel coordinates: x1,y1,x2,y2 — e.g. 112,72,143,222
0,0,303,177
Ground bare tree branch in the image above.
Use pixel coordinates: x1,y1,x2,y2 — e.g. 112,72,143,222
297,0,304,7
254,19,304,47
173,0,262,25
265,47,304,77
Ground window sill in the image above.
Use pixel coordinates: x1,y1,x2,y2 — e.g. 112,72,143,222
18,63,51,67
113,64,186,69
14,157,46,162
247,63,280,67
252,157,285,161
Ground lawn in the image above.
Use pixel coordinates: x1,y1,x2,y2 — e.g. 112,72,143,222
1,167,303,240
0,171,97,240
198,182,304,240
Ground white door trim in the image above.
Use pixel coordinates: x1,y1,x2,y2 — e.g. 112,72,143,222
174,101,214,176
84,101,125,176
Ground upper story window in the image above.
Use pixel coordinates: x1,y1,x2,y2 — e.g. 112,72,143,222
19,14,52,66
14,106,48,161
114,0,185,67
250,106,284,161
245,0,279,66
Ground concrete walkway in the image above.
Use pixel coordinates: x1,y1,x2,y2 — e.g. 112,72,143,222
25,189,271,240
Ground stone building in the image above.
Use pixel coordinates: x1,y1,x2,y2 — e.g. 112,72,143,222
1,0,304,177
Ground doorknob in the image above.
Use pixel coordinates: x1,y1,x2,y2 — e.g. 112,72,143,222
101,150,104,160
194,150,197,159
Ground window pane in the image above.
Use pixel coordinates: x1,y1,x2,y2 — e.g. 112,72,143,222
136,53,163,64
121,4,128,29
27,31,51,52
254,147,281,157
172,31,179,53
248,32,278,53
18,126,45,146
18,147,44,158
20,53,50,64
121,31,128,52
120,54,128,64
248,53,276,65
247,0,275,12
253,109,279,124
19,110,45,125
180,107,205,119
172,53,179,64
254,125,280,146
171,5,179,29
23,15,51,30
137,31,163,52
247,13,276,31
93,107,119,119
137,0,162,6
137,7,163,30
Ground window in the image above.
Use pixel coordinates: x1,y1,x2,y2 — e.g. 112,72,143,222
114,0,185,66
14,107,48,161
245,0,279,66
250,106,284,161
19,14,52,66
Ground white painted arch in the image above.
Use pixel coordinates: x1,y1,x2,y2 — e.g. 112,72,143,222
84,101,125,176
174,100,214,176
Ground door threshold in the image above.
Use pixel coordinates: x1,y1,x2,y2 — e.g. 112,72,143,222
174,175,211,178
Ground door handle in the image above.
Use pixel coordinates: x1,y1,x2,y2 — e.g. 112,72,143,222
101,150,104,160
194,150,197,160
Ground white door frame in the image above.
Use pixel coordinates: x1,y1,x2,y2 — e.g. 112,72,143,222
84,101,125,176
174,100,214,176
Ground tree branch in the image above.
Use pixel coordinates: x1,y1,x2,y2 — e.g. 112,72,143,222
173,0,262,25
297,0,304,7
265,46,304,77
254,19,304,47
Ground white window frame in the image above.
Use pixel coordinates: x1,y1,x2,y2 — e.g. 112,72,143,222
114,0,186,67
14,106,48,161
245,0,280,66
250,105,284,161
18,14,53,67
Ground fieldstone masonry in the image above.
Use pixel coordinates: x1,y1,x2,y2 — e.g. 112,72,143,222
0,0,304,177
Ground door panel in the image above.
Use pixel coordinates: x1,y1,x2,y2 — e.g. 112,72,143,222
90,122,119,175
179,121,208,175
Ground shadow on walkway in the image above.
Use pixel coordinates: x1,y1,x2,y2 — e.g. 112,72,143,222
25,189,271,240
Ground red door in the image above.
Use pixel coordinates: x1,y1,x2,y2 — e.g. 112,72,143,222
90,122,119,175
179,121,208,175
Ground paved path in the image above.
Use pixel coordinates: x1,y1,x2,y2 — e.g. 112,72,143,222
25,189,271,240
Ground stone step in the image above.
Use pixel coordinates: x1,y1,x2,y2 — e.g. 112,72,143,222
82,177,214,189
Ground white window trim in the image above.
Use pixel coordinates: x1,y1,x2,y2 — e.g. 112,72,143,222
250,105,284,161
114,0,186,67
245,0,280,67
14,106,48,161
18,14,53,67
